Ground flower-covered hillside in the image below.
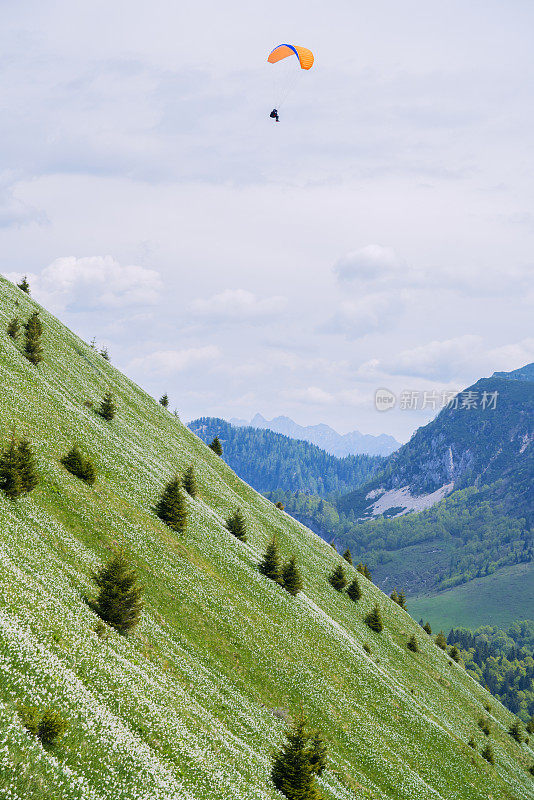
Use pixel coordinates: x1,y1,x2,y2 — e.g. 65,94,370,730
0,274,532,800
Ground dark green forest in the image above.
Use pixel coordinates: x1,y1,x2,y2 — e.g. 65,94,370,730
188,417,383,496
445,621,534,721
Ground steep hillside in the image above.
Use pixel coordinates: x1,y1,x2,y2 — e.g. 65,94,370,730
230,414,400,457
188,417,383,497
0,274,533,800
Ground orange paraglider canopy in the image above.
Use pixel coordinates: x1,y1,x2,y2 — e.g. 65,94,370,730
267,44,314,70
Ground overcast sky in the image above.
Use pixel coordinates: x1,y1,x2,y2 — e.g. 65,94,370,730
1,1,533,441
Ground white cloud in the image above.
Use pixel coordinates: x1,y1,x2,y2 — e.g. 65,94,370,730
334,245,403,283
130,345,221,375
190,289,287,323
373,336,534,382
282,386,336,406
5,255,162,313
323,292,402,339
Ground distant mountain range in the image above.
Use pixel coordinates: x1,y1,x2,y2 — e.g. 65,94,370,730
188,417,383,497
229,413,400,457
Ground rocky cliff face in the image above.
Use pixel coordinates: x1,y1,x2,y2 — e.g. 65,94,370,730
338,366,534,521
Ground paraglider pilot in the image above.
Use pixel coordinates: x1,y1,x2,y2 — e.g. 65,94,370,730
270,108,280,122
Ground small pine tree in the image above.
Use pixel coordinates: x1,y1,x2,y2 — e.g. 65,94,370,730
397,590,407,610
449,645,461,663
23,312,43,364
37,709,69,746
423,622,432,635
100,346,110,361
281,556,303,596
481,744,494,765
356,562,372,580
365,605,383,633
0,438,22,500
0,436,38,500
407,635,419,652
529,764,534,776
182,466,198,497
159,393,169,408
526,714,534,735
225,508,247,542
329,540,337,552
209,436,223,456
61,445,96,485
390,588,399,603
328,564,347,592
91,553,143,634
271,713,321,800
16,438,39,493
99,391,115,421
308,730,327,776
275,501,285,510
342,548,353,564
156,478,188,532
478,717,491,736
509,719,523,743
468,736,476,749
17,275,30,294
259,536,282,583
435,631,448,650
346,577,361,602
7,317,20,339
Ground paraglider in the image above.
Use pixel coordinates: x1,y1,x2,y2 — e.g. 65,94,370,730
267,44,314,121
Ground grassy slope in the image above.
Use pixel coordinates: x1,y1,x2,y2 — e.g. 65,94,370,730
0,275,532,800
410,563,534,632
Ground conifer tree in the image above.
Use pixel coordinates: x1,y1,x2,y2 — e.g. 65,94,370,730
449,645,461,662
0,436,38,500
17,275,30,294
275,501,285,510
329,540,337,552
328,564,347,592
407,635,419,652
342,547,353,565
16,438,39,493
481,744,494,765
308,730,328,776
365,605,383,633
509,719,523,743
435,631,448,650
390,589,399,604
91,553,143,634
281,556,303,596
99,391,115,421
7,317,20,339
61,445,96,485
346,577,361,602
209,436,223,456
259,536,282,583
0,438,23,500
271,713,321,800
526,714,534,735
356,562,372,580
225,508,247,542
423,622,432,635
155,477,188,532
468,736,476,749
100,346,110,361
159,393,169,408
182,466,198,497
397,590,407,610
23,312,43,364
